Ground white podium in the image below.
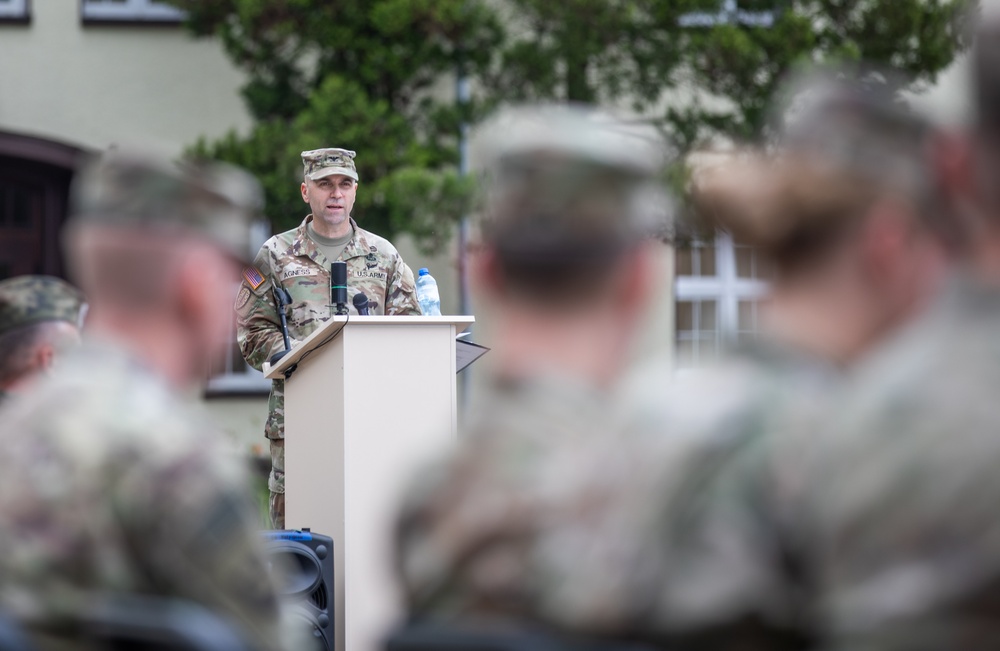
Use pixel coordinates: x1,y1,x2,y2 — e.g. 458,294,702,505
264,315,475,651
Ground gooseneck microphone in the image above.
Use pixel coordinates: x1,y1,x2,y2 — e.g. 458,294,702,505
331,262,348,315
353,292,370,316
269,286,294,365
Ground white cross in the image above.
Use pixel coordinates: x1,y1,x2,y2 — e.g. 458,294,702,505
679,0,776,28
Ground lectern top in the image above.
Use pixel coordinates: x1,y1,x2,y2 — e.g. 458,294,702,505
263,315,475,379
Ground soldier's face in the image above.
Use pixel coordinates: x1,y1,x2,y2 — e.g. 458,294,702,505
301,175,357,235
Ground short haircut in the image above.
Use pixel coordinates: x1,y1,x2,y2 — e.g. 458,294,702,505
0,321,76,385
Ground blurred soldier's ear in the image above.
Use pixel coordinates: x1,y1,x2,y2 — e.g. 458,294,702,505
926,126,1000,251
34,343,56,373
612,241,662,322
300,181,310,205
929,130,973,203
858,198,916,284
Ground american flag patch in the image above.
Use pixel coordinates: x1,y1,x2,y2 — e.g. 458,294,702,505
242,266,265,290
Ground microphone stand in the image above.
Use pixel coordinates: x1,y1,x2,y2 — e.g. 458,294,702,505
269,286,298,378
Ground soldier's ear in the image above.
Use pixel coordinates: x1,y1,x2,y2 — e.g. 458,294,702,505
929,129,976,212
615,241,661,322
33,343,56,373
300,181,310,204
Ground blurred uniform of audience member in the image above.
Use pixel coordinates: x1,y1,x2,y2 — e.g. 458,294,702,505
392,104,672,635
0,150,301,650
602,68,954,650
757,20,1000,650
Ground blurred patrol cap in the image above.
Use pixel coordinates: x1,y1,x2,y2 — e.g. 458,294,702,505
301,147,359,182
692,68,933,258
473,103,671,260
772,67,930,189
0,275,86,337
67,147,264,263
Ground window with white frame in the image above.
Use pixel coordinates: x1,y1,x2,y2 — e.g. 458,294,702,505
206,220,272,395
0,0,29,21
674,232,772,369
81,0,185,23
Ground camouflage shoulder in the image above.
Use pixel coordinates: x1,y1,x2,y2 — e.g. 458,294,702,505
235,247,274,314
355,226,402,259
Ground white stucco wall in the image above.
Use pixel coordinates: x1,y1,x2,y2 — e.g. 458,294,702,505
0,0,251,154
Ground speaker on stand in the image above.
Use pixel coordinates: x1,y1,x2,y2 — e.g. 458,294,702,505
261,529,334,651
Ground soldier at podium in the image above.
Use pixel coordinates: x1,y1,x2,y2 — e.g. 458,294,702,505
237,146,420,529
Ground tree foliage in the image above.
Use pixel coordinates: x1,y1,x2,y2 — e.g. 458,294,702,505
170,0,501,251
169,0,976,250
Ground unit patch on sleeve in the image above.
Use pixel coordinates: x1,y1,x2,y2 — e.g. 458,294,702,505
235,286,251,310
242,266,266,290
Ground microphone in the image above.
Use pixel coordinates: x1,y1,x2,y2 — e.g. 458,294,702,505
353,292,370,316
269,286,294,365
331,262,348,315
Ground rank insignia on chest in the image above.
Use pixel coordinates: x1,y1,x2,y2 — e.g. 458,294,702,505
243,266,266,290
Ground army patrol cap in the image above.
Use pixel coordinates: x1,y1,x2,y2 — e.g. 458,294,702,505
301,147,359,182
0,276,86,336
474,104,669,259
67,148,264,263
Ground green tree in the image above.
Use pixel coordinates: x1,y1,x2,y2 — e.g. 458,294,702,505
171,0,974,249
170,0,502,252
489,0,975,147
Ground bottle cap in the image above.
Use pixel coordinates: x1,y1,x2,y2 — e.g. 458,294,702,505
418,268,429,276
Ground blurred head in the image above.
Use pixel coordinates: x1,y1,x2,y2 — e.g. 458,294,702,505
474,104,670,317
692,70,947,362
63,148,263,382
0,276,86,390
300,147,359,236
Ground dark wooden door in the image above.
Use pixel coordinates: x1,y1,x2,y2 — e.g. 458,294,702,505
0,157,72,281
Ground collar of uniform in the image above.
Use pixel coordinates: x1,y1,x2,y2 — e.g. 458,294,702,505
340,219,375,261
292,215,366,265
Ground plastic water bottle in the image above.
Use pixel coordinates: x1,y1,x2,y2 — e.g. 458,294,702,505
416,267,442,316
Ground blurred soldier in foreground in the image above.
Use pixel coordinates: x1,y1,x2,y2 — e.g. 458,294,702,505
393,105,669,633
0,276,84,404
761,22,1000,649
237,147,420,529
0,151,291,650
605,71,953,649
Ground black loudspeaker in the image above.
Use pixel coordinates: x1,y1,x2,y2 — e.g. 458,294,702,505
261,529,335,651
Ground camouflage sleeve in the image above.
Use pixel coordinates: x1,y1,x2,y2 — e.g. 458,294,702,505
386,253,421,316
236,248,284,371
126,444,290,651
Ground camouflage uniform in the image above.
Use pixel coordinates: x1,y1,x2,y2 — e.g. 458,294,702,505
760,275,1000,649
393,105,671,639
0,341,286,651
396,374,653,628
237,148,420,529
0,149,294,649
396,341,837,645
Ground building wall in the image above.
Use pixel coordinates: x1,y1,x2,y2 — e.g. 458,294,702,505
0,0,252,155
